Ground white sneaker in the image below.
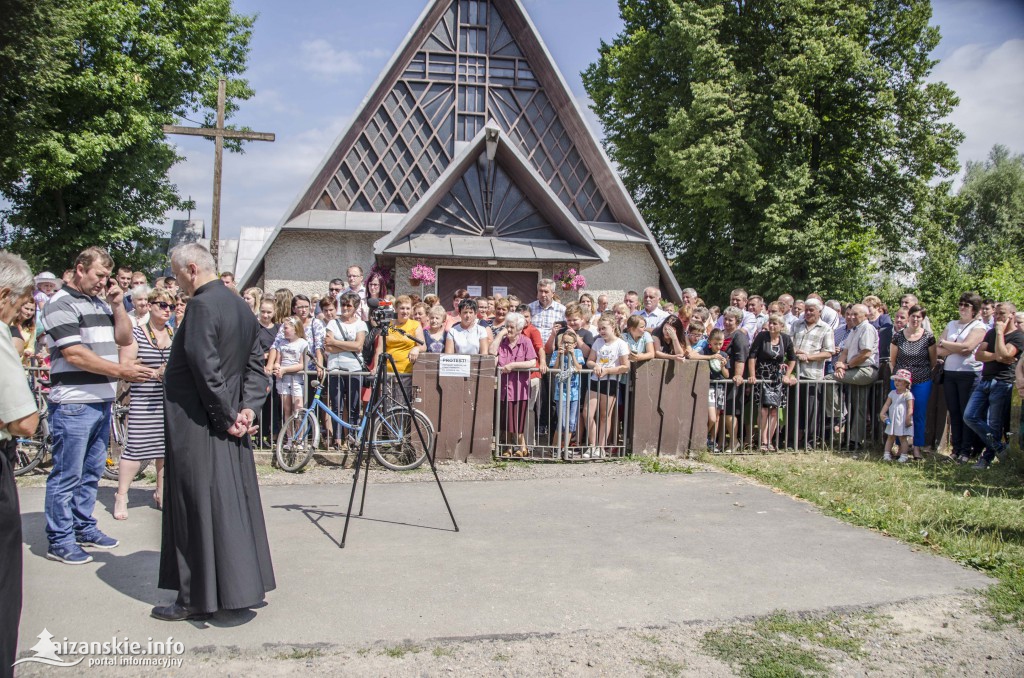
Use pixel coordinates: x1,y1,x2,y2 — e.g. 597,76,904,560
897,454,910,463
882,453,893,462
592,448,603,458
582,448,592,459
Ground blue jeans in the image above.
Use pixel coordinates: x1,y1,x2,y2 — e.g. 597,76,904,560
44,401,112,547
964,379,1013,462
892,379,932,448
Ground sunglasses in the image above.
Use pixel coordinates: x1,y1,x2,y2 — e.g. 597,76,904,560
153,302,173,310
958,302,973,308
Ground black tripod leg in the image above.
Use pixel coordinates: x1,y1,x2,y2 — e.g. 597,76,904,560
340,358,389,547
385,354,459,533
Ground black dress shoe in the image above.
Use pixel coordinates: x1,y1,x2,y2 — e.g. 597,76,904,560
151,603,212,622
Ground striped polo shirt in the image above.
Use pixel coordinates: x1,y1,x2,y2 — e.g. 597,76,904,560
42,286,118,403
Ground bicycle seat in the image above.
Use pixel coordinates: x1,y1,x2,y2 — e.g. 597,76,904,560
310,380,321,389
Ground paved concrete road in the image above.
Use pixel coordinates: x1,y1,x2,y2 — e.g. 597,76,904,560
16,471,989,655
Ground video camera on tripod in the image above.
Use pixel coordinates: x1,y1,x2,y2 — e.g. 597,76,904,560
367,297,397,326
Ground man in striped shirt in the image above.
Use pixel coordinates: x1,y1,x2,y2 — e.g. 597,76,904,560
41,247,153,565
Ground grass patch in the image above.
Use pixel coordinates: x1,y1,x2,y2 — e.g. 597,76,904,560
381,643,422,658
483,460,530,470
254,464,277,478
701,610,870,677
708,450,1024,626
631,655,685,676
633,631,662,645
702,628,828,677
636,455,695,474
431,645,455,658
275,647,323,660
492,652,511,661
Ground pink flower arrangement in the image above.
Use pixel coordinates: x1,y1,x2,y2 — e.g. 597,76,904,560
554,267,586,291
409,264,436,284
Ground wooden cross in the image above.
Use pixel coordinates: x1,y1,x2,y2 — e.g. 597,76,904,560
162,78,275,269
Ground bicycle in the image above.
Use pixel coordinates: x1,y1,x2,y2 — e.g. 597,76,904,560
275,377,435,473
102,397,148,480
14,388,50,476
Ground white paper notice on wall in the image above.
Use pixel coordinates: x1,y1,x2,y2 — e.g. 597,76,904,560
492,286,508,297
438,354,472,378
466,285,483,297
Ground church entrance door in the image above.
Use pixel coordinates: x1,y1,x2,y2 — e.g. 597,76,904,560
436,267,540,305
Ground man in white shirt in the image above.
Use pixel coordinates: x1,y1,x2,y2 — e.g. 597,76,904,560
634,287,669,331
342,266,369,321
715,288,757,336
825,304,879,449
788,299,835,446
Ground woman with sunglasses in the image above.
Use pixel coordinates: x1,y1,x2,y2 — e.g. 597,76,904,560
938,292,987,463
113,288,175,519
889,304,937,459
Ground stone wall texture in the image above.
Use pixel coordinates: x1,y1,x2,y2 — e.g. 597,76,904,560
263,234,661,306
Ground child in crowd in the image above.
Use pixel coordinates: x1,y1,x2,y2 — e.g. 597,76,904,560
624,315,655,363
585,316,630,458
273,316,309,431
549,329,585,452
879,369,915,462
688,328,729,450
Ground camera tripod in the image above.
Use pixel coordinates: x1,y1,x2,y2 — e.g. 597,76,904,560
340,324,459,547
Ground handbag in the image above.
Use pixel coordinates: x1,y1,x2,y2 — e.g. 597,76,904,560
761,381,783,408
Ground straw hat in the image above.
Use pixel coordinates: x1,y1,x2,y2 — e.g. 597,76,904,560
893,368,912,385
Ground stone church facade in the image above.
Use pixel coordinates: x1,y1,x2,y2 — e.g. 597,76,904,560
239,0,679,304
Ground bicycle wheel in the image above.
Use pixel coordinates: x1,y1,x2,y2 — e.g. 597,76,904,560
13,436,47,476
371,407,434,471
103,403,149,480
276,409,318,472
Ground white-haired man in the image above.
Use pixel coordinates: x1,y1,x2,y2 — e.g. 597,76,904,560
635,287,669,331
788,298,835,446
0,251,42,671
825,304,879,450
154,243,274,621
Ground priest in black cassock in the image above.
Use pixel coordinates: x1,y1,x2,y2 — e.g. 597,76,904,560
153,243,275,622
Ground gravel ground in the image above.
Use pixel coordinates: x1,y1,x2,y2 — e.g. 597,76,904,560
15,458,1024,676
18,594,1022,677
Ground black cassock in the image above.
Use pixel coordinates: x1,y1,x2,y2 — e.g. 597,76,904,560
158,279,275,612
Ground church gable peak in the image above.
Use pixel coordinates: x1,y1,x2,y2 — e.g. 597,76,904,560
301,0,618,224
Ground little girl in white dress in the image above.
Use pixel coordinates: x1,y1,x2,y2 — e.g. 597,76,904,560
879,369,915,462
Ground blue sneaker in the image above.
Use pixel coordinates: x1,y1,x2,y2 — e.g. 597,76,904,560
77,530,119,549
46,543,94,565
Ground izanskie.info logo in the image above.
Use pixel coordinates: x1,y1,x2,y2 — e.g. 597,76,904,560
13,628,185,669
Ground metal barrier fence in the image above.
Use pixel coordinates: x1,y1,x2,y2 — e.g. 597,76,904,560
25,360,1022,466
706,374,892,453
493,366,632,461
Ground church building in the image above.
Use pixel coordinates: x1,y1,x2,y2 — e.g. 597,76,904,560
238,0,680,304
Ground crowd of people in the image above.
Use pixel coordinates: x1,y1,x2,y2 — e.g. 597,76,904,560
153,266,1021,466
2,242,1024,667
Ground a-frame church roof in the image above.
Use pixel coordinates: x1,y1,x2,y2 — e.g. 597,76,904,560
239,0,680,300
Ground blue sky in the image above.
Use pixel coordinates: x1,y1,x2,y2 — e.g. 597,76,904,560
164,0,1024,241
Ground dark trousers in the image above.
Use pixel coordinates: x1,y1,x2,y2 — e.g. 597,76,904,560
0,440,22,678
787,382,822,447
943,371,982,457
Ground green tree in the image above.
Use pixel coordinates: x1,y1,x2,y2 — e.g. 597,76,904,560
0,0,254,273
583,0,962,303
918,145,1024,318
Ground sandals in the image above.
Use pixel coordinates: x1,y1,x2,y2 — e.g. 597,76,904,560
153,490,163,511
113,493,128,520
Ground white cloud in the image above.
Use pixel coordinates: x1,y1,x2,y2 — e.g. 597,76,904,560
931,38,1024,169
299,39,389,79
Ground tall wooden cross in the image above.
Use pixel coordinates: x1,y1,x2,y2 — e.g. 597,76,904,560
162,78,275,269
